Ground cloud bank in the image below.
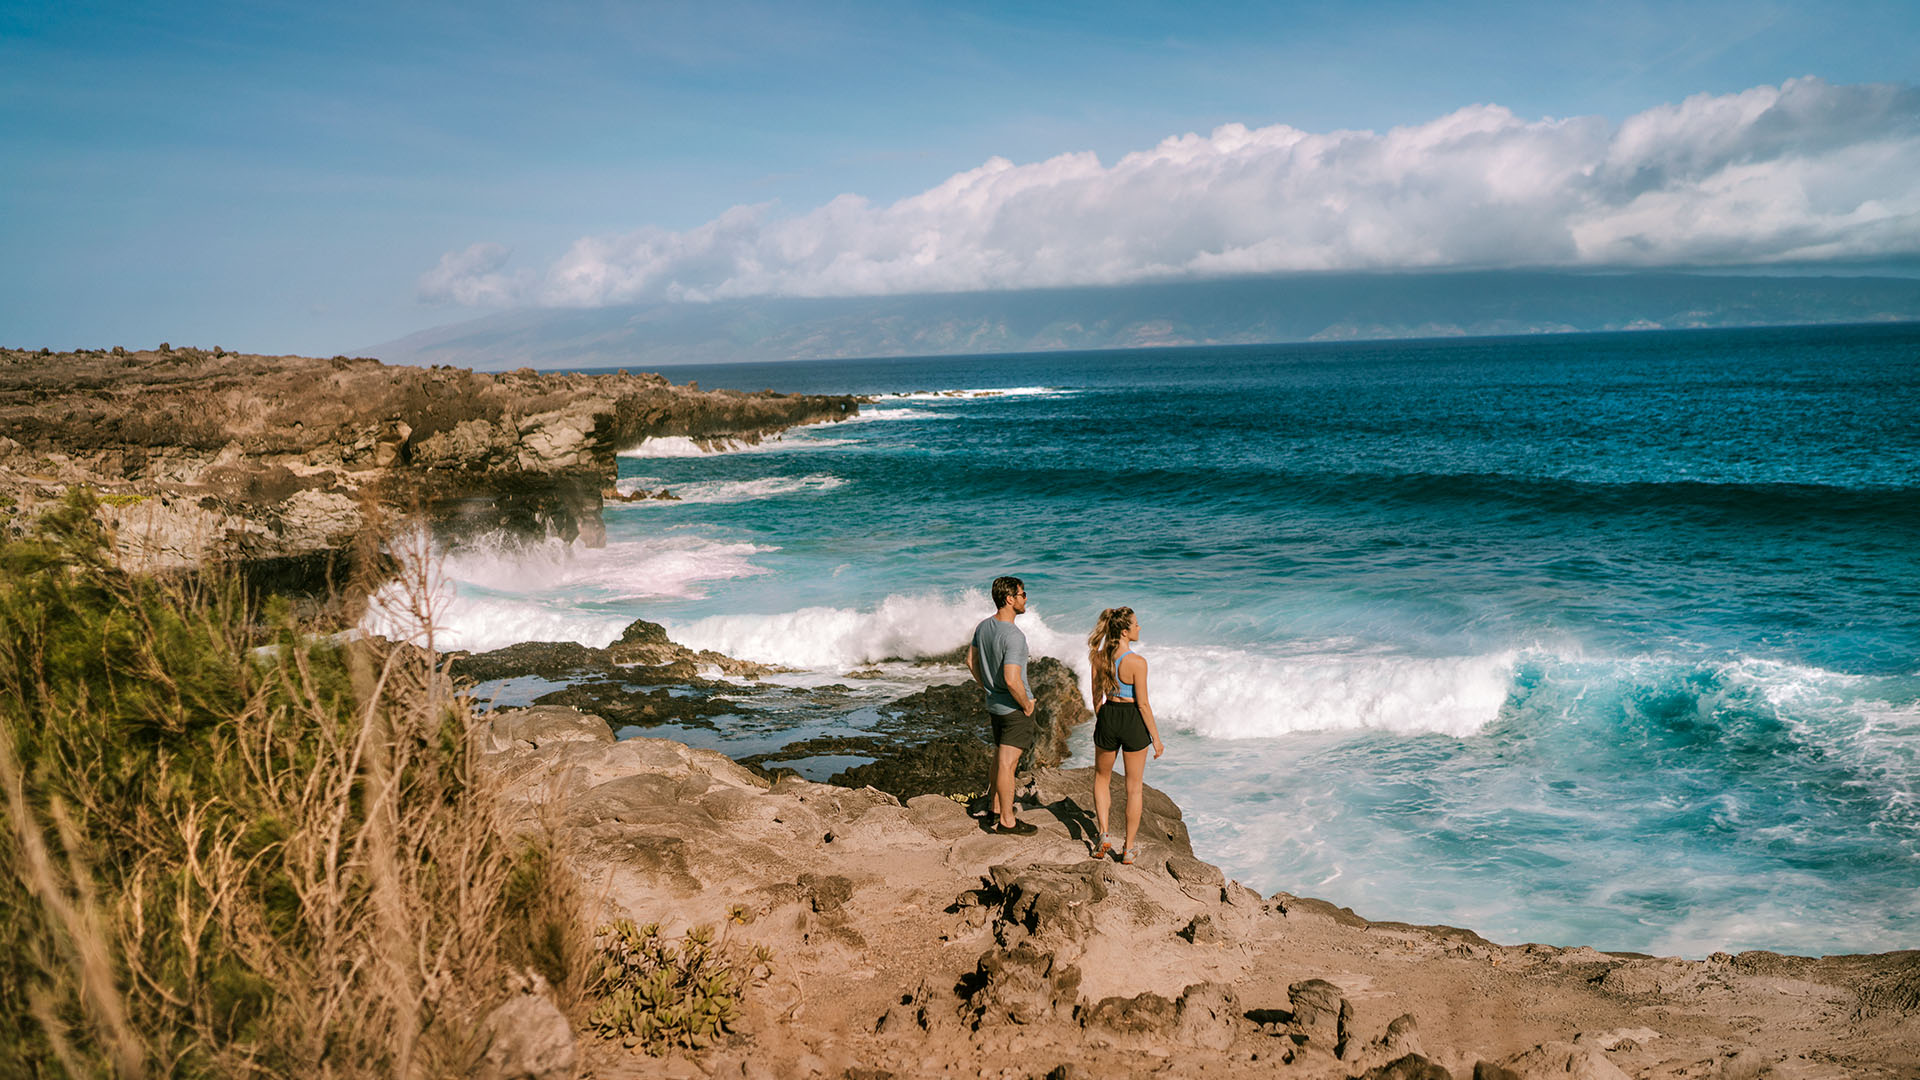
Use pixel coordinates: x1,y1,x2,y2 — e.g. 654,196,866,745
420,78,1920,308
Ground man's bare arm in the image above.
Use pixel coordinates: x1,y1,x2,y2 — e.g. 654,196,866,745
1003,662,1035,716
967,645,985,687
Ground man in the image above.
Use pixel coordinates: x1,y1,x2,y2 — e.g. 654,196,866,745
967,575,1038,836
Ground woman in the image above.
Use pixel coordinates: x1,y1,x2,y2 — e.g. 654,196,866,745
1086,606,1165,864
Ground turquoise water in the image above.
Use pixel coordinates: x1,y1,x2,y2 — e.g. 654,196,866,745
413,324,1920,957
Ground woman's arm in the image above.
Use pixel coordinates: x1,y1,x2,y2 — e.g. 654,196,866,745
1127,654,1165,759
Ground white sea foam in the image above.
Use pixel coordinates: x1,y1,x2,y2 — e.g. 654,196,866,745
361,531,774,652
664,589,1511,736
1149,644,1517,738
869,386,1077,402
617,433,854,457
843,407,947,422
666,589,999,670
614,474,846,504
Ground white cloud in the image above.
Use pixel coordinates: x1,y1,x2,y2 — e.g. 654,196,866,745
416,242,531,306
426,77,1920,308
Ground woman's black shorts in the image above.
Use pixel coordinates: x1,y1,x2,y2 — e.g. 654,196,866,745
1094,700,1151,753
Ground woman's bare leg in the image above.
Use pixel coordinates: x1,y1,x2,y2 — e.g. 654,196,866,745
1122,748,1149,851
1092,747,1117,837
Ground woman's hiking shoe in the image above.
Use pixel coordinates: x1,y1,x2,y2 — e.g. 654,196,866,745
990,819,1038,836
1120,844,1138,865
1094,833,1118,858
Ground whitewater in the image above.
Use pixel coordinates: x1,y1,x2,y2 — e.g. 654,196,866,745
374,325,1920,957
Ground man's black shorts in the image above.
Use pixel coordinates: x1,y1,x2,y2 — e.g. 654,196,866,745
991,709,1037,750
1093,700,1151,753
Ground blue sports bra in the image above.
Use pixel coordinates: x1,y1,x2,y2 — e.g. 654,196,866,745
1112,649,1138,701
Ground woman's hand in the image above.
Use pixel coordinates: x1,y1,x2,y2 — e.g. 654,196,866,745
1152,738,1165,759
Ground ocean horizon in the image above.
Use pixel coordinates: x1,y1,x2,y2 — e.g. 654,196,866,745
387,322,1920,959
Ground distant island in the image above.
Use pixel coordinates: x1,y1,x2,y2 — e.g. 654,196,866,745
372,269,1920,370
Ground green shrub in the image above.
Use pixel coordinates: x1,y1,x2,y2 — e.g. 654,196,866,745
585,919,772,1054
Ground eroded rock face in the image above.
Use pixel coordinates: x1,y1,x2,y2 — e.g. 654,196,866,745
0,348,857,574
970,943,1082,1026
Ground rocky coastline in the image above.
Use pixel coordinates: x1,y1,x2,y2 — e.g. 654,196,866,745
0,346,857,589
457,621,1920,1080
6,348,1915,1077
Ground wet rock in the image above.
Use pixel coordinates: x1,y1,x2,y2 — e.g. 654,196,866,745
969,943,1082,1026
451,640,615,682
830,735,995,802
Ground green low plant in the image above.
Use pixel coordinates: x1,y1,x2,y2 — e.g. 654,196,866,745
585,918,772,1054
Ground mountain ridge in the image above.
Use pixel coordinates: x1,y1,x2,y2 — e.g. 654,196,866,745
371,270,1920,369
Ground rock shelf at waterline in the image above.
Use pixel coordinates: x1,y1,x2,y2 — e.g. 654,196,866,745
472,651,1920,1078
0,346,858,586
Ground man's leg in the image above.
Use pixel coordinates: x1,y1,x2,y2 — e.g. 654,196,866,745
995,743,1023,826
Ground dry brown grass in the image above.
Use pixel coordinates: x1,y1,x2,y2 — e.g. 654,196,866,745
0,491,587,1079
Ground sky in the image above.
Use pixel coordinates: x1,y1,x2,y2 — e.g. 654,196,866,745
3,1,1919,355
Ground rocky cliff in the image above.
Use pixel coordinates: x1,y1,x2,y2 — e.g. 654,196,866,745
0,346,857,584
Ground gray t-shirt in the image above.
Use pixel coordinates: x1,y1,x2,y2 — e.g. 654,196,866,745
971,616,1030,716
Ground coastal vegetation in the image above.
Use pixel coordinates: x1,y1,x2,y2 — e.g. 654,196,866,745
0,490,584,1078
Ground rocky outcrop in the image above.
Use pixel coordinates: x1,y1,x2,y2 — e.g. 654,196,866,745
0,347,857,580
474,703,1920,1080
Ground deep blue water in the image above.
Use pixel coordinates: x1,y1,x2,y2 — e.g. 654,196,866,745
423,324,1920,956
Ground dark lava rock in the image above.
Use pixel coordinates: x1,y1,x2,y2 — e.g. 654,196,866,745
740,654,1094,803
830,735,996,802
529,679,744,730
1359,1055,1454,1080
449,640,614,682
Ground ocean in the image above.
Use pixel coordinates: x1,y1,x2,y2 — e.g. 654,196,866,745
406,323,1920,958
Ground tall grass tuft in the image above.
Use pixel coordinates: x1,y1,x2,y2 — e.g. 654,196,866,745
0,490,584,1079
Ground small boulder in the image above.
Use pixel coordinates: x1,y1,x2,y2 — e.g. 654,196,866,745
1084,992,1177,1034
1173,982,1239,1050
1383,1013,1423,1057
1289,978,1353,1055
1356,1055,1453,1080
1179,913,1229,945
1166,855,1225,889
970,943,1082,1026
988,861,1110,946
1496,1041,1630,1080
473,973,575,1080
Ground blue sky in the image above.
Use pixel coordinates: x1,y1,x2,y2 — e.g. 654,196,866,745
3,1,1918,354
